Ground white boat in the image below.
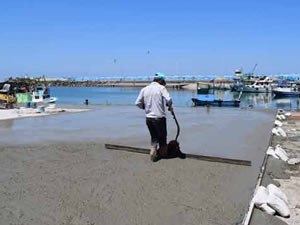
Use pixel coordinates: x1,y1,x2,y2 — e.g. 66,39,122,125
272,86,300,98
234,76,275,93
31,85,57,103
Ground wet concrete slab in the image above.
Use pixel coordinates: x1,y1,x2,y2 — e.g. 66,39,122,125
0,106,277,225
1,106,275,169
1,106,274,154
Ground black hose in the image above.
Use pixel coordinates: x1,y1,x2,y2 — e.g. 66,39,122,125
171,109,180,141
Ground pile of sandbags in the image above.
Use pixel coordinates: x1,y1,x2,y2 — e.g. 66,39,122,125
253,185,290,217
272,110,291,137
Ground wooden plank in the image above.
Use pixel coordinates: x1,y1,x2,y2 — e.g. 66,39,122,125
105,144,251,167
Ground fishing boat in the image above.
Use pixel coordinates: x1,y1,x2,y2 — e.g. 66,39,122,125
233,76,275,93
192,93,240,107
192,98,240,107
32,85,57,103
272,86,300,98
231,68,276,93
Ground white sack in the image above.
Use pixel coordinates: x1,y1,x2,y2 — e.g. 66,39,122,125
253,186,269,207
275,145,287,154
285,112,291,117
274,120,283,127
259,203,276,215
267,184,289,205
277,127,287,137
274,145,289,161
272,128,280,136
287,158,300,165
266,147,279,159
267,194,290,217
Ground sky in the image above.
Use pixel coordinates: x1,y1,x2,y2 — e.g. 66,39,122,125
1,0,300,79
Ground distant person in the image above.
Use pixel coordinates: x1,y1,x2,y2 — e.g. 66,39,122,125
135,72,173,162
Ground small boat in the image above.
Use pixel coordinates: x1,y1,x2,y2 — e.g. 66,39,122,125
192,93,241,107
192,98,240,107
272,87,300,98
32,85,57,103
44,97,57,104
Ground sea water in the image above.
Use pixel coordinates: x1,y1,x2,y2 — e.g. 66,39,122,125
50,86,300,110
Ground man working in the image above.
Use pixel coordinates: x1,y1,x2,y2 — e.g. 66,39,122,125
135,72,173,162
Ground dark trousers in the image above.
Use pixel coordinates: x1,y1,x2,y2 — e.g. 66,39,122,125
146,117,167,148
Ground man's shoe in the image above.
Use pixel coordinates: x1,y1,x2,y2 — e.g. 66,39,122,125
150,148,158,162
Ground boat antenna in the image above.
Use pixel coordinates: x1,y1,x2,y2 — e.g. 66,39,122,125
250,64,258,76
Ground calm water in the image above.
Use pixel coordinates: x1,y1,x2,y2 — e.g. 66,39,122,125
50,86,300,110
50,86,197,106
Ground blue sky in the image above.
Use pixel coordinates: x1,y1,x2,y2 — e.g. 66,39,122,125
1,0,300,79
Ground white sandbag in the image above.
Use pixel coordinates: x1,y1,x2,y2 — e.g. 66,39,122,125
267,194,290,217
272,128,280,136
253,186,269,207
285,112,291,117
259,203,276,215
267,184,289,205
274,145,289,161
280,115,286,120
266,147,279,159
272,127,286,137
287,158,300,165
275,144,287,154
274,120,283,127
277,127,287,137
276,115,283,121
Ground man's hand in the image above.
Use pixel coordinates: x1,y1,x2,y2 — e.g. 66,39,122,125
168,105,174,115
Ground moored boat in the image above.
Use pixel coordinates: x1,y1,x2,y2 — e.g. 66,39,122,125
272,86,300,98
231,68,276,93
192,92,240,107
31,85,57,103
233,76,275,93
192,98,240,107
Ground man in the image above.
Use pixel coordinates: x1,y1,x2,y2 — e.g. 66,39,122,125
135,72,173,162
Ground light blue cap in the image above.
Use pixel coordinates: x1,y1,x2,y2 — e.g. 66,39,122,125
154,72,165,80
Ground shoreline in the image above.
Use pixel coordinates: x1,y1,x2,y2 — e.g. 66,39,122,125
0,106,89,121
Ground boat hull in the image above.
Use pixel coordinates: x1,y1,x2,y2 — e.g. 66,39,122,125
273,90,300,98
192,98,240,107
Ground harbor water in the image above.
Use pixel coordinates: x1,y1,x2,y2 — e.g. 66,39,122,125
50,86,300,110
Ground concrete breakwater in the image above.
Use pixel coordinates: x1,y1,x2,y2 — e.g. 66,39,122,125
46,80,197,89
45,79,234,90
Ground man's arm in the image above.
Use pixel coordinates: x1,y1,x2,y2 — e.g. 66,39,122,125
161,86,173,109
135,89,145,109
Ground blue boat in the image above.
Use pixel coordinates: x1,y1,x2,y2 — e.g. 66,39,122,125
192,98,240,107
192,93,240,107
